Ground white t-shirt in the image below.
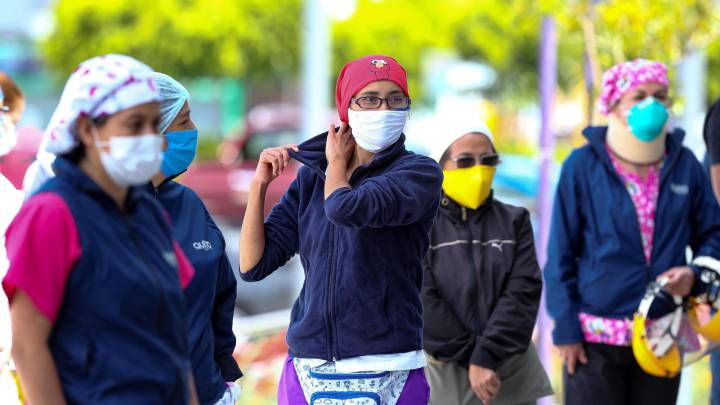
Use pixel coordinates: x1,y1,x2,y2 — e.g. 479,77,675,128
296,350,426,373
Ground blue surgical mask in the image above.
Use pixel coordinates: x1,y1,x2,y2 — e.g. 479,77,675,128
627,97,669,142
161,128,198,177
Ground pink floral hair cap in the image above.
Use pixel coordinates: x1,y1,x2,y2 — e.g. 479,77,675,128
598,59,668,116
42,54,159,155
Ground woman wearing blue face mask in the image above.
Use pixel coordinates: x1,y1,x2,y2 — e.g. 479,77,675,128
149,72,243,405
3,54,198,404
239,54,443,404
545,59,720,405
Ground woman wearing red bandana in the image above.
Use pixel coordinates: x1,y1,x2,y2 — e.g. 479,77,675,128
239,55,443,404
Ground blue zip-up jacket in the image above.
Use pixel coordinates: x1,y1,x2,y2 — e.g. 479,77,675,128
152,180,242,404
544,126,720,345
40,157,192,404
240,132,443,360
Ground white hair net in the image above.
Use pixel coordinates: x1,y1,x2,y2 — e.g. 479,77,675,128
154,72,189,133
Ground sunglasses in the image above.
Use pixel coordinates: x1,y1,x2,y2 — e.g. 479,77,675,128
450,153,500,169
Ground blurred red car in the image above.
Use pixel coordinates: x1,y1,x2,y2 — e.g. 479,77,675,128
0,125,43,189
180,104,301,225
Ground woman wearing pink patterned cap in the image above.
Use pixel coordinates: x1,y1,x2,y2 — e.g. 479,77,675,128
544,59,720,404
3,54,198,404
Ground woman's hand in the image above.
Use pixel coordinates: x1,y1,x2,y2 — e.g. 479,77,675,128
469,364,501,404
659,266,695,296
242,145,297,273
254,144,299,186
325,123,355,167
557,343,587,375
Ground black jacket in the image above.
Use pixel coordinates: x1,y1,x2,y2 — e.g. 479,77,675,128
422,193,542,370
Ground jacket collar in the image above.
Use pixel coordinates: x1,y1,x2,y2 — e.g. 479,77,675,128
52,156,147,211
146,171,184,195
440,190,494,223
288,130,408,180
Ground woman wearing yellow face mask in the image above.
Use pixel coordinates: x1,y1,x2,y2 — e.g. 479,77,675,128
422,123,552,405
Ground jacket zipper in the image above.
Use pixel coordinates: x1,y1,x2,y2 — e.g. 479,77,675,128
323,167,367,361
128,194,190,393
326,222,337,361
123,214,168,333
649,146,683,265
125,212,190,398
461,206,482,332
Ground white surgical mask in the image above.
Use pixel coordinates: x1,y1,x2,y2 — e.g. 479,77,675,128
92,127,163,186
0,115,17,157
347,109,408,153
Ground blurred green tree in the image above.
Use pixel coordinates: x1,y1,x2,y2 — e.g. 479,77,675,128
42,0,301,81
591,0,719,68
332,0,720,103
561,0,720,122
330,0,468,101
42,0,720,103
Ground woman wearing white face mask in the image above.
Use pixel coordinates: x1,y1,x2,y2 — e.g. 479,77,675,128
0,73,24,160
239,54,443,404
0,73,26,405
0,74,26,250
2,54,199,404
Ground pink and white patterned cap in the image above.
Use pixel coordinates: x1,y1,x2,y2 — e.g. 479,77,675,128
42,54,159,154
598,59,668,116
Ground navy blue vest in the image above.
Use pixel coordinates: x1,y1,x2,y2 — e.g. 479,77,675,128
152,180,241,404
40,157,191,404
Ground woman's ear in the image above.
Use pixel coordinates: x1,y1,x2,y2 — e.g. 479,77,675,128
76,116,95,148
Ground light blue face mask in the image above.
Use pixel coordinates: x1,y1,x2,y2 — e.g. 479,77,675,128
161,128,198,177
627,97,669,142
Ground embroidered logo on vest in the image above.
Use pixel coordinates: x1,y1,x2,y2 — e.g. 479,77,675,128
193,240,213,251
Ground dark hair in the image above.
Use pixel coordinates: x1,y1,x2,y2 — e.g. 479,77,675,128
439,132,497,167
62,115,109,163
0,72,24,111
91,115,110,127
62,143,86,163
439,148,452,167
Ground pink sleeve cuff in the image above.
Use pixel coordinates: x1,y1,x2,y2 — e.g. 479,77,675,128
2,192,82,323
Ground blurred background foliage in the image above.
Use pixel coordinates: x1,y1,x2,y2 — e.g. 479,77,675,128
42,0,720,104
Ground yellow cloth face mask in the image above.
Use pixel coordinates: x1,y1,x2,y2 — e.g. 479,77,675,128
442,165,496,209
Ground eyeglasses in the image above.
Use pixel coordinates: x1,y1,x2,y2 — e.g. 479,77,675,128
615,94,673,111
451,153,500,169
351,96,411,110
